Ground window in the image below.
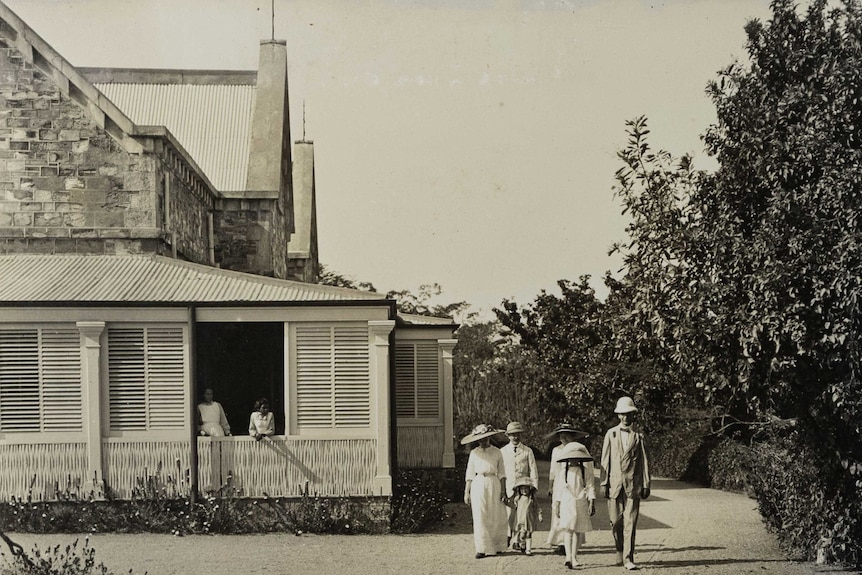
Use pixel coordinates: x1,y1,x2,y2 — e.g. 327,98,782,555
0,327,82,432
108,326,185,431
294,324,370,429
395,341,440,420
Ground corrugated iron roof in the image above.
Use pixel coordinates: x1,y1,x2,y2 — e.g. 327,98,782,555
0,255,387,304
396,313,458,326
95,83,255,193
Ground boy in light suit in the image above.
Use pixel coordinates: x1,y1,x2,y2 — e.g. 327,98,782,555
601,396,651,571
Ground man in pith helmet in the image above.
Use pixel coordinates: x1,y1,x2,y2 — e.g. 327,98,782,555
600,396,651,571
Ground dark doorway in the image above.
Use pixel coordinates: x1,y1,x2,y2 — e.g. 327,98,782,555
196,322,285,435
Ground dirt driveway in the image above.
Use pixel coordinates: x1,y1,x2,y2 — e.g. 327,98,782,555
3,467,856,575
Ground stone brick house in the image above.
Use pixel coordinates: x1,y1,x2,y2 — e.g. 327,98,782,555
0,1,454,501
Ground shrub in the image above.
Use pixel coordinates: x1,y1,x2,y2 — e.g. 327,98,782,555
0,536,131,575
742,432,862,567
389,469,449,534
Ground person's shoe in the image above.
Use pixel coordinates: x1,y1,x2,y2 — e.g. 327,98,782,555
572,558,582,567
475,553,485,559
616,552,624,565
624,561,640,570
556,545,567,555
565,561,573,570
524,550,533,556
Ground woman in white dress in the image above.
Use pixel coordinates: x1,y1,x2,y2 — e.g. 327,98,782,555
462,424,508,559
545,423,590,553
197,388,231,437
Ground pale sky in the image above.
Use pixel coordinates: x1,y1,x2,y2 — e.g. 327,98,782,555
5,0,772,318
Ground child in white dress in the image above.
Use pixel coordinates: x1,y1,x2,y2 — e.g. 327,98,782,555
545,423,591,554
248,397,274,441
509,479,542,555
554,442,596,569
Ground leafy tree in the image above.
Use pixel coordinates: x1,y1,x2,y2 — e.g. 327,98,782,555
609,0,862,564
452,321,548,449
386,283,472,321
318,264,377,292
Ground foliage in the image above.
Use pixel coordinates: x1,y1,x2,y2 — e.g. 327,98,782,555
0,536,126,575
743,431,862,566
389,469,450,534
452,321,549,449
596,0,862,565
318,265,471,321
494,272,685,438
318,263,377,292
0,471,388,536
386,283,472,321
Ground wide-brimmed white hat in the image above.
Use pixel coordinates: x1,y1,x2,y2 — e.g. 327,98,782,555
511,477,536,491
614,396,638,414
544,422,590,440
556,442,593,463
506,421,525,434
460,423,505,445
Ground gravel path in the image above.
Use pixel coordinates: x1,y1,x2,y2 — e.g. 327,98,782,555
3,465,857,574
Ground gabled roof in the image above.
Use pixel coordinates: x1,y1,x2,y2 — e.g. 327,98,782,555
0,254,388,304
84,69,257,193
0,2,222,198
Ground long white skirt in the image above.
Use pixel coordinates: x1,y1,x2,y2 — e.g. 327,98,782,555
470,476,508,554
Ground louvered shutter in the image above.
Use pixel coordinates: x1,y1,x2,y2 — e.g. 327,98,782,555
109,326,185,431
394,341,440,420
0,329,40,432
295,325,333,428
146,327,185,429
109,329,147,430
334,326,370,427
394,343,415,418
0,327,82,433
415,342,439,419
295,324,370,429
40,328,82,431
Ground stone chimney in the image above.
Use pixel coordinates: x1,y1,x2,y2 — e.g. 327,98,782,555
245,39,293,234
287,140,319,283
214,38,294,278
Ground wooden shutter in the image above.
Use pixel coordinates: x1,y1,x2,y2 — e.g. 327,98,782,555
295,324,370,429
109,328,147,430
146,327,185,429
295,325,334,428
109,326,184,431
415,342,439,419
0,329,40,432
394,341,440,420
395,343,415,418
40,327,83,431
334,326,370,427
0,327,82,433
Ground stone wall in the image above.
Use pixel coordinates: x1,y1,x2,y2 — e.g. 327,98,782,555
213,198,287,277
0,37,213,263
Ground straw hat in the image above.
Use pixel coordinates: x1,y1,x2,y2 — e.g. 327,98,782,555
544,422,590,440
511,477,536,491
556,442,593,463
614,396,638,414
506,421,525,434
460,423,505,445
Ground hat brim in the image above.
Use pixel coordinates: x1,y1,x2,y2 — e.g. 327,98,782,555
544,427,590,440
460,429,505,445
614,406,638,414
559,455,594,463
